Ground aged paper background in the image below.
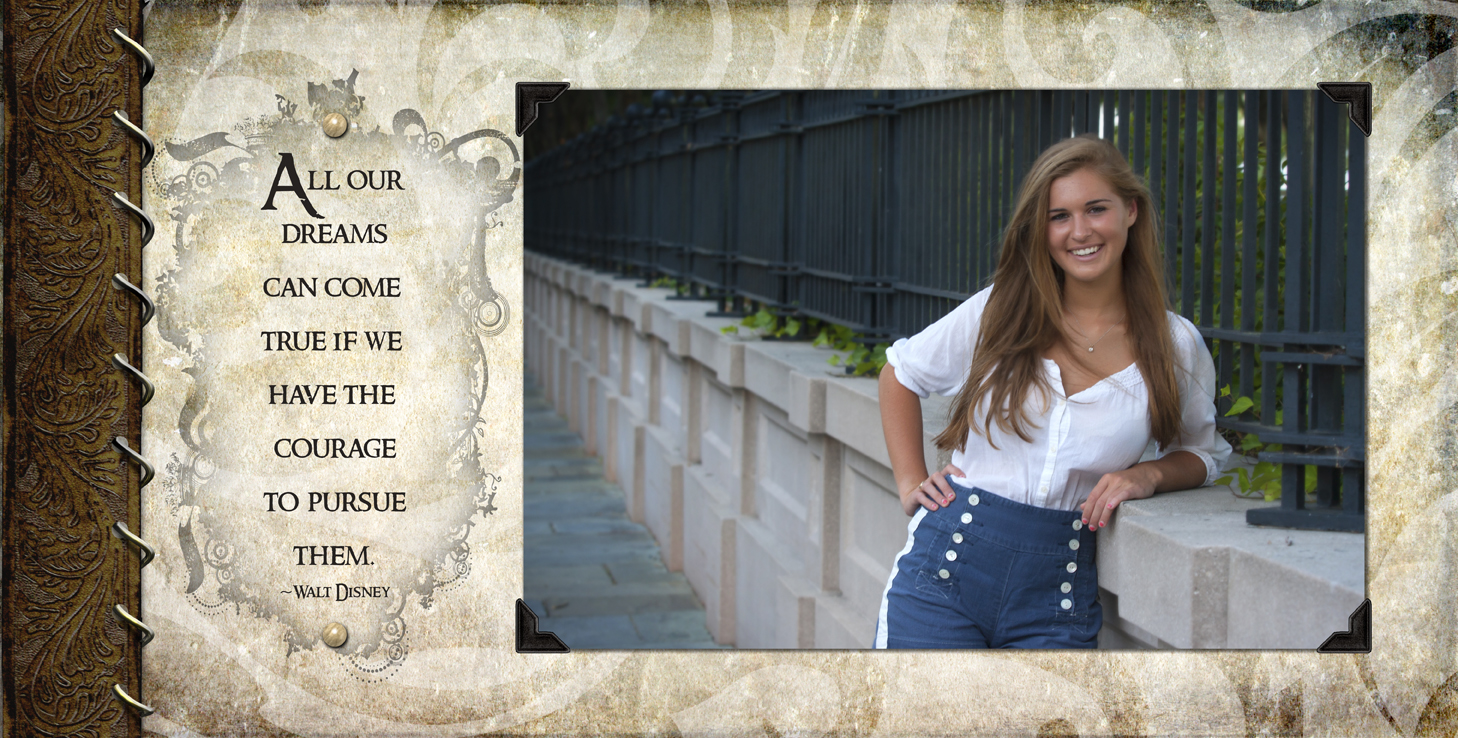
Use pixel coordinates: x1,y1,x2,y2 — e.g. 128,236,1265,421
136,1,1457,735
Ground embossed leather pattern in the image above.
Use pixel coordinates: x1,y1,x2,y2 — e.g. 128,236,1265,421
4,0,146,735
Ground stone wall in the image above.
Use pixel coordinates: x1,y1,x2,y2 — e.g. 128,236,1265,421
524,254,1366,649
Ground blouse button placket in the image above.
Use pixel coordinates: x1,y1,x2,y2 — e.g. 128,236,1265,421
1033,396,1068,507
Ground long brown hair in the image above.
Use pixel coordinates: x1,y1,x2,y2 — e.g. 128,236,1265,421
932,135,1183,452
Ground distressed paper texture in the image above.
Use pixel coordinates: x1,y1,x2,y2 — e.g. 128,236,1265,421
133,1,1458,735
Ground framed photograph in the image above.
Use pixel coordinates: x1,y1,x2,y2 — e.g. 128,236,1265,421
522,86,1367,654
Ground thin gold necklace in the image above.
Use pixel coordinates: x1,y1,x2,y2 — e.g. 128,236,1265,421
1065,312,1123,353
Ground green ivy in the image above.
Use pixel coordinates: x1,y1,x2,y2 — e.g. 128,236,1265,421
720,306,889,377
720,307,802,339
1214,385,1317,502
649,276,689,296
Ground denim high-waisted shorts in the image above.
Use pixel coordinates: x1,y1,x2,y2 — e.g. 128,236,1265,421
873,482,1101,648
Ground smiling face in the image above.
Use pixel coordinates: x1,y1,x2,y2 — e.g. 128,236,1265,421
1045,167,1138,289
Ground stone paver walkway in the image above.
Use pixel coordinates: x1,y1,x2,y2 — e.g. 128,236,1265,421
523,376,724,649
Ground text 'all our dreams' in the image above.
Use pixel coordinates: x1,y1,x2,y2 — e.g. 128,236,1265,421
259,152,411,588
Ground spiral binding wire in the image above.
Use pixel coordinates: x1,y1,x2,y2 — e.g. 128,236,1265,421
111,522,156,569
112,274,156,327
111,192,155,247
110,21,159,720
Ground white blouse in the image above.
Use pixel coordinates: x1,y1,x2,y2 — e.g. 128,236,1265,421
885,287,1232,511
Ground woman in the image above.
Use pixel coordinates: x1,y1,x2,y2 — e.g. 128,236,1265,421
873,135,1230,649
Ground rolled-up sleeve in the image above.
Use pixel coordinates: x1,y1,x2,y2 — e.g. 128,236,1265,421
1157,315,1233,486
884,288,991,398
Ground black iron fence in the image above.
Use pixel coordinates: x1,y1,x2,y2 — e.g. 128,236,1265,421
525,89,1365,533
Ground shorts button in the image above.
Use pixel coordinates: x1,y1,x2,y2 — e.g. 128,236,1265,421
952,533,964,544
1069,539,1080,551
945,550,957,561
1073,520,1083,531
1061,582,1072,593
939,569,950,579
1061,599,1073,610
1067,562,1078,573
961,512,973,524
968,494,980,506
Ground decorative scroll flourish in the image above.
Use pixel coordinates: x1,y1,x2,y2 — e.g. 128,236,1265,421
152,69,510,679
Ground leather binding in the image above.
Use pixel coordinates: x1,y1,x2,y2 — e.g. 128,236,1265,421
3,0,153,734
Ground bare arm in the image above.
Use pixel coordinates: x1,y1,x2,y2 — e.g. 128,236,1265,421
1079,449,1208,530
880,365,962,516
1083,318,1233,529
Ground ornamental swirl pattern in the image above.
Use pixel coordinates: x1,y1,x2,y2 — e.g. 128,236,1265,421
5,0,146,736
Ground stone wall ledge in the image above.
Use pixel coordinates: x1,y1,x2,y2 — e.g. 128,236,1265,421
526,253,1367,650
1099,487,1364,648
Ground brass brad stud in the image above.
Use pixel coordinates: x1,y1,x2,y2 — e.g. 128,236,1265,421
321,113,348,138
321,622,348,648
